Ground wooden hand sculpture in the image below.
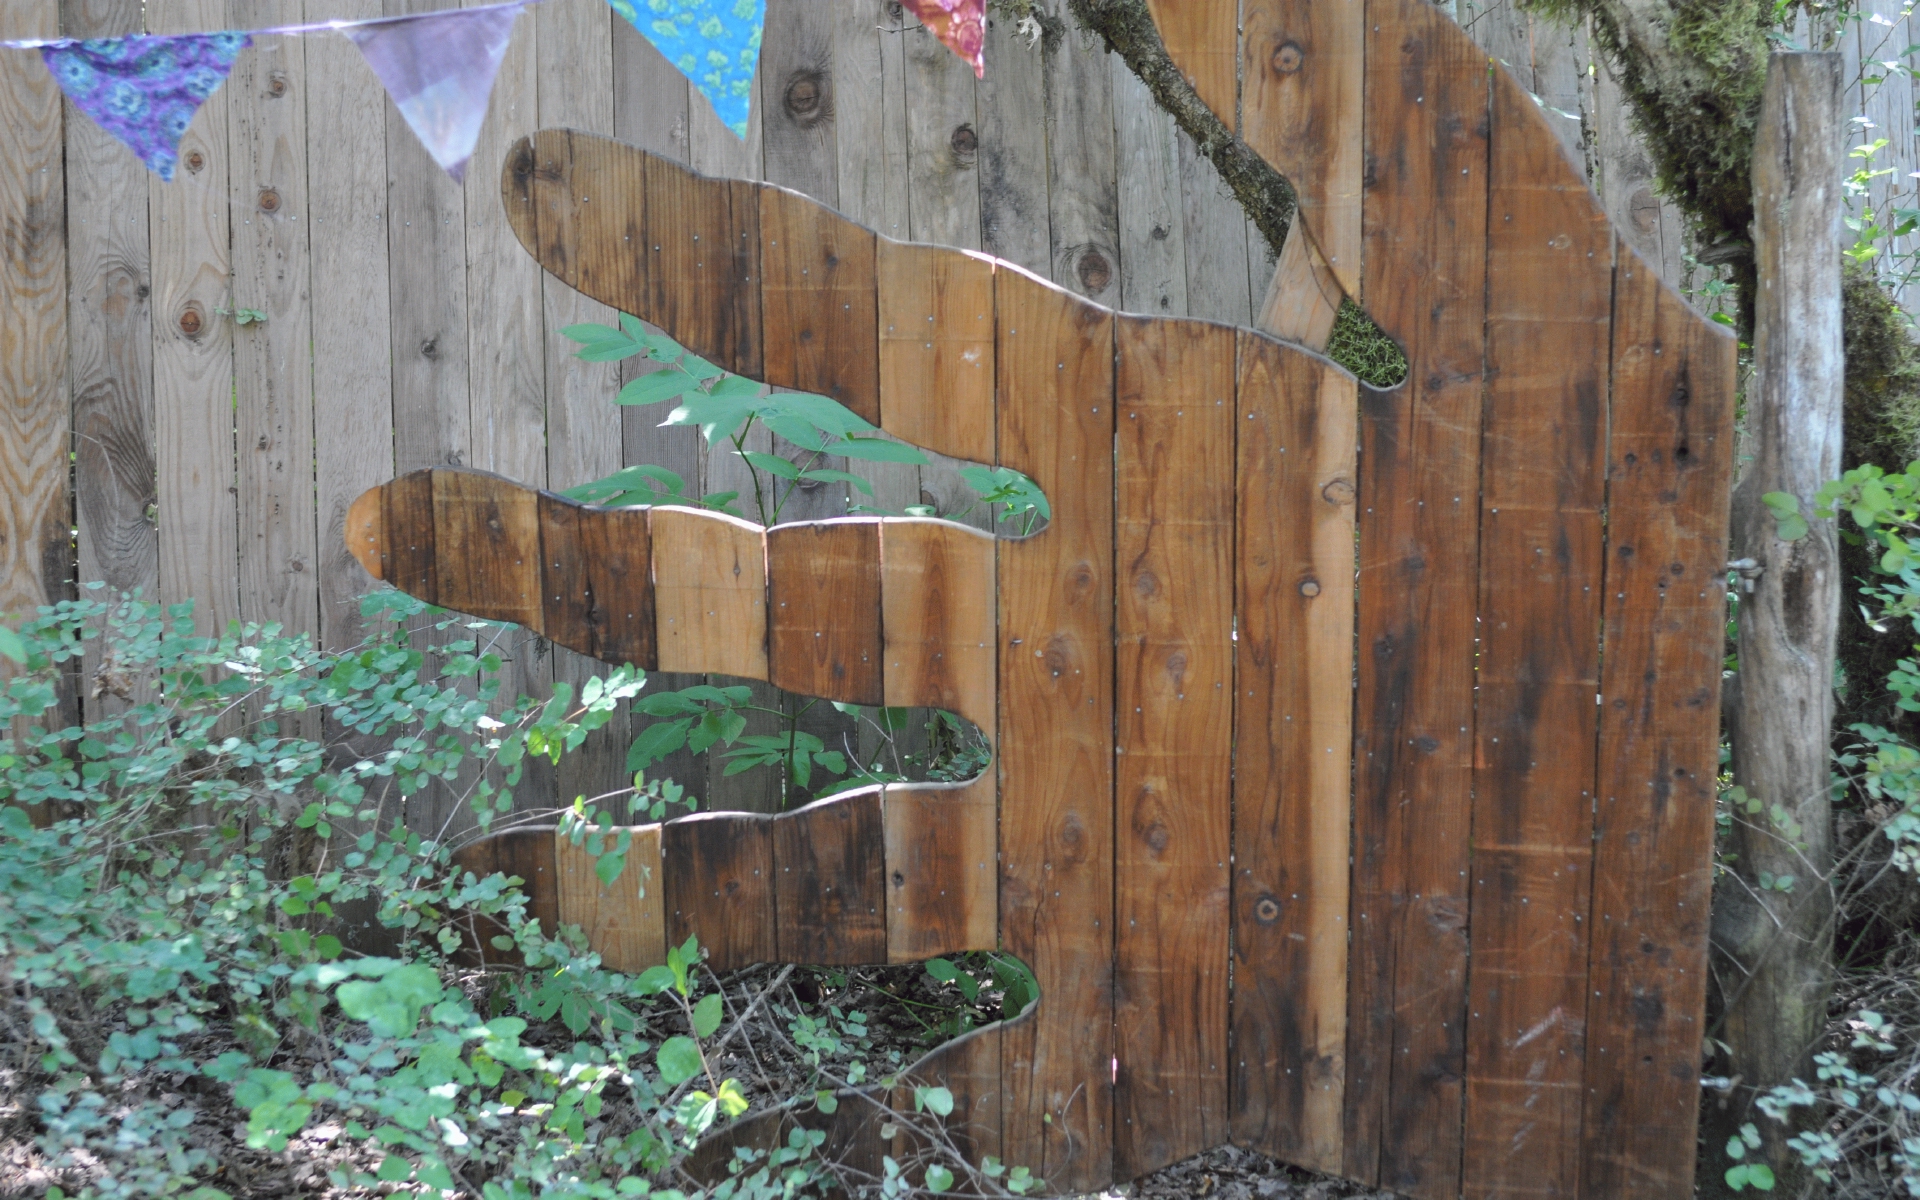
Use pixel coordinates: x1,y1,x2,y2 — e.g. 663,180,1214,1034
346,3,1736,1197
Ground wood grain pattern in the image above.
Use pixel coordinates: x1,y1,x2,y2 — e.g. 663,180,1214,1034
994,264,1115,1194
556,823,667,973
454,827,560,965
1042,5,1120,309
1579,241,1735,1197
894,1018,1009,1167
1232,333,1357,1175
1112,314,1235,1179
539,493,655,669
1144,0,1237,124
0,0,67,673
880,518,995,730
761,185,880,423
1240,0,1363,295
649,506,769,680
877,241,995,463
775,788,887,964
1346,2,1489,1191
151,0,235,633
430,469,542,628
1460,71,1613,1198
884,777,997,962
1112,59,1188,319
664,811,776,972
767,519,883,705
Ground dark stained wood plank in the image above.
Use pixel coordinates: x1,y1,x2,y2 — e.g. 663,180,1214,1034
452,827,560,966
761,186,880,422
767,518,884,705
994,264,1115,1195
556,822,666,974
643,149,764,379
538,493,656,669
877,240,996,463
1144,0,1238,126
1231,333,1358,1175
649,506,769,681
1241,0,1363,295
430,469,543,629
774,787,888,964
663,811,776,972
1461,70,1614,1198
502,128,649,324
880,518,996,730
884,777,997,962
1346,1,1489,1192
1579,240,1736,1197
1112,314,1235,1179
382,469,438,603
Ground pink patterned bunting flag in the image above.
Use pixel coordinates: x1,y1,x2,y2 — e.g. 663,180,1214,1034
901,0,985,78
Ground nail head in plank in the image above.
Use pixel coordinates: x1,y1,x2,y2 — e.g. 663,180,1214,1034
767,518,884,705
556,823,667,974
877,240,996,462
881,517,996,730
884,777,998,962
663,811,776,973
649,506,769,680
774,787,888,965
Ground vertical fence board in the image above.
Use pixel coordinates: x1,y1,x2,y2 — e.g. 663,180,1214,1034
995,267,1114,1194
1347,1,1488,1192
976,9,1048,274
1460,72,1611,1198
1112,315,1234,1178
65,0,155,621
1111,60,1186,318
1579,242,1735,1197
151,0,237,634
308,0,393,651
1231,336,1357,1176
1179,131,1256,328
230,3,319,645
1040,0,1118,308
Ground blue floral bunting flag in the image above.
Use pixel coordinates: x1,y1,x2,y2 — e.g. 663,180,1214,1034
606,0,766,138
42,33,251,181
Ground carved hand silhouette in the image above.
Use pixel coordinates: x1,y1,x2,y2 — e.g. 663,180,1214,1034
346,2,1736,1196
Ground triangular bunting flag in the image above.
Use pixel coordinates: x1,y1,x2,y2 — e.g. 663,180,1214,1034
43,33,251,181
901,0,985,79
607,0,765,138
341,3,525,182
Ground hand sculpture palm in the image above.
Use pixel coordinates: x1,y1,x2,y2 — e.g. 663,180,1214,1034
347,3,1736,1197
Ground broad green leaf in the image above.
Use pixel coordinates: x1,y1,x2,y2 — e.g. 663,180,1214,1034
0,626,26,664
627,720,690,770
799,468,874,496
658,1036,703,1086
740,450,801,480
693,992,724,1038
617,371,697,407
925,1165,954,1193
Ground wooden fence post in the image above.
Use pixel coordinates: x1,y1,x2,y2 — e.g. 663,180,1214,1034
1719,49,1845,1187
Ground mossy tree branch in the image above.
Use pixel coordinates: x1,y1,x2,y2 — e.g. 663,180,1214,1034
1057,0,1298,261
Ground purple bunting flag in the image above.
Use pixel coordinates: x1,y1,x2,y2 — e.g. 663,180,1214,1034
341,2,527,182
42,32,251,181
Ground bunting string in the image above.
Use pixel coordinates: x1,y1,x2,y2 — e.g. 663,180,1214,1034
1,0,988,183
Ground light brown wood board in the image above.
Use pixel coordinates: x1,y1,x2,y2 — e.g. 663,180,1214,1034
1112,314,1234,1178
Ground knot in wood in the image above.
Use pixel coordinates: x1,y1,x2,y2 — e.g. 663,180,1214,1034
177,306,203,337
1272,40,1304,73
184,149,206,175
1299,579,1321,597
1254,895,1281,924
1076,249,1112,294
949,123,978,158
258,188,281,213
266,71,289,98
1322,478,1355,505
783,70,827,127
